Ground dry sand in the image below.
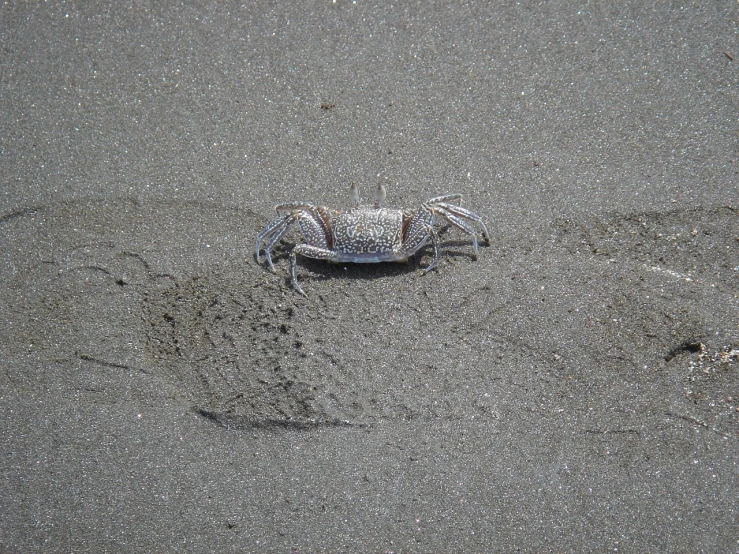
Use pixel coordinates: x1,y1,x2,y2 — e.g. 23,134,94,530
1,2,738,552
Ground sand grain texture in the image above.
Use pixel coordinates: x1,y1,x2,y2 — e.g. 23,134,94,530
1,2,738,552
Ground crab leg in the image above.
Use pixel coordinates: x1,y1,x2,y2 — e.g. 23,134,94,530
443,212,481,254
432,202,491,243
275,202,316,214
427,193,462,204
256,212,299,271
289,244,339,296
288,251,306,296
428,208,484,255
421,223,441,273
264,213,302,271
256,214,289,262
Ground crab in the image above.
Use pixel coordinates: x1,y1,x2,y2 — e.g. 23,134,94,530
256,184,490,295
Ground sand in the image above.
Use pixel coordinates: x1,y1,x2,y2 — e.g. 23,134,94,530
1,2,738,551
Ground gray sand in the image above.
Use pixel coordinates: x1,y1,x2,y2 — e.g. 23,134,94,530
1,2,737,552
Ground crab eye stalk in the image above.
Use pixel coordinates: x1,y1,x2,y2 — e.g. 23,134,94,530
375,183,387,208
349,183,360,208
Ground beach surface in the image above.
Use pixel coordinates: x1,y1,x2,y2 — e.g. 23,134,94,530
1,2,738,551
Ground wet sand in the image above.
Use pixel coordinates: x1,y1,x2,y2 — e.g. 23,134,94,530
1,2,738,552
